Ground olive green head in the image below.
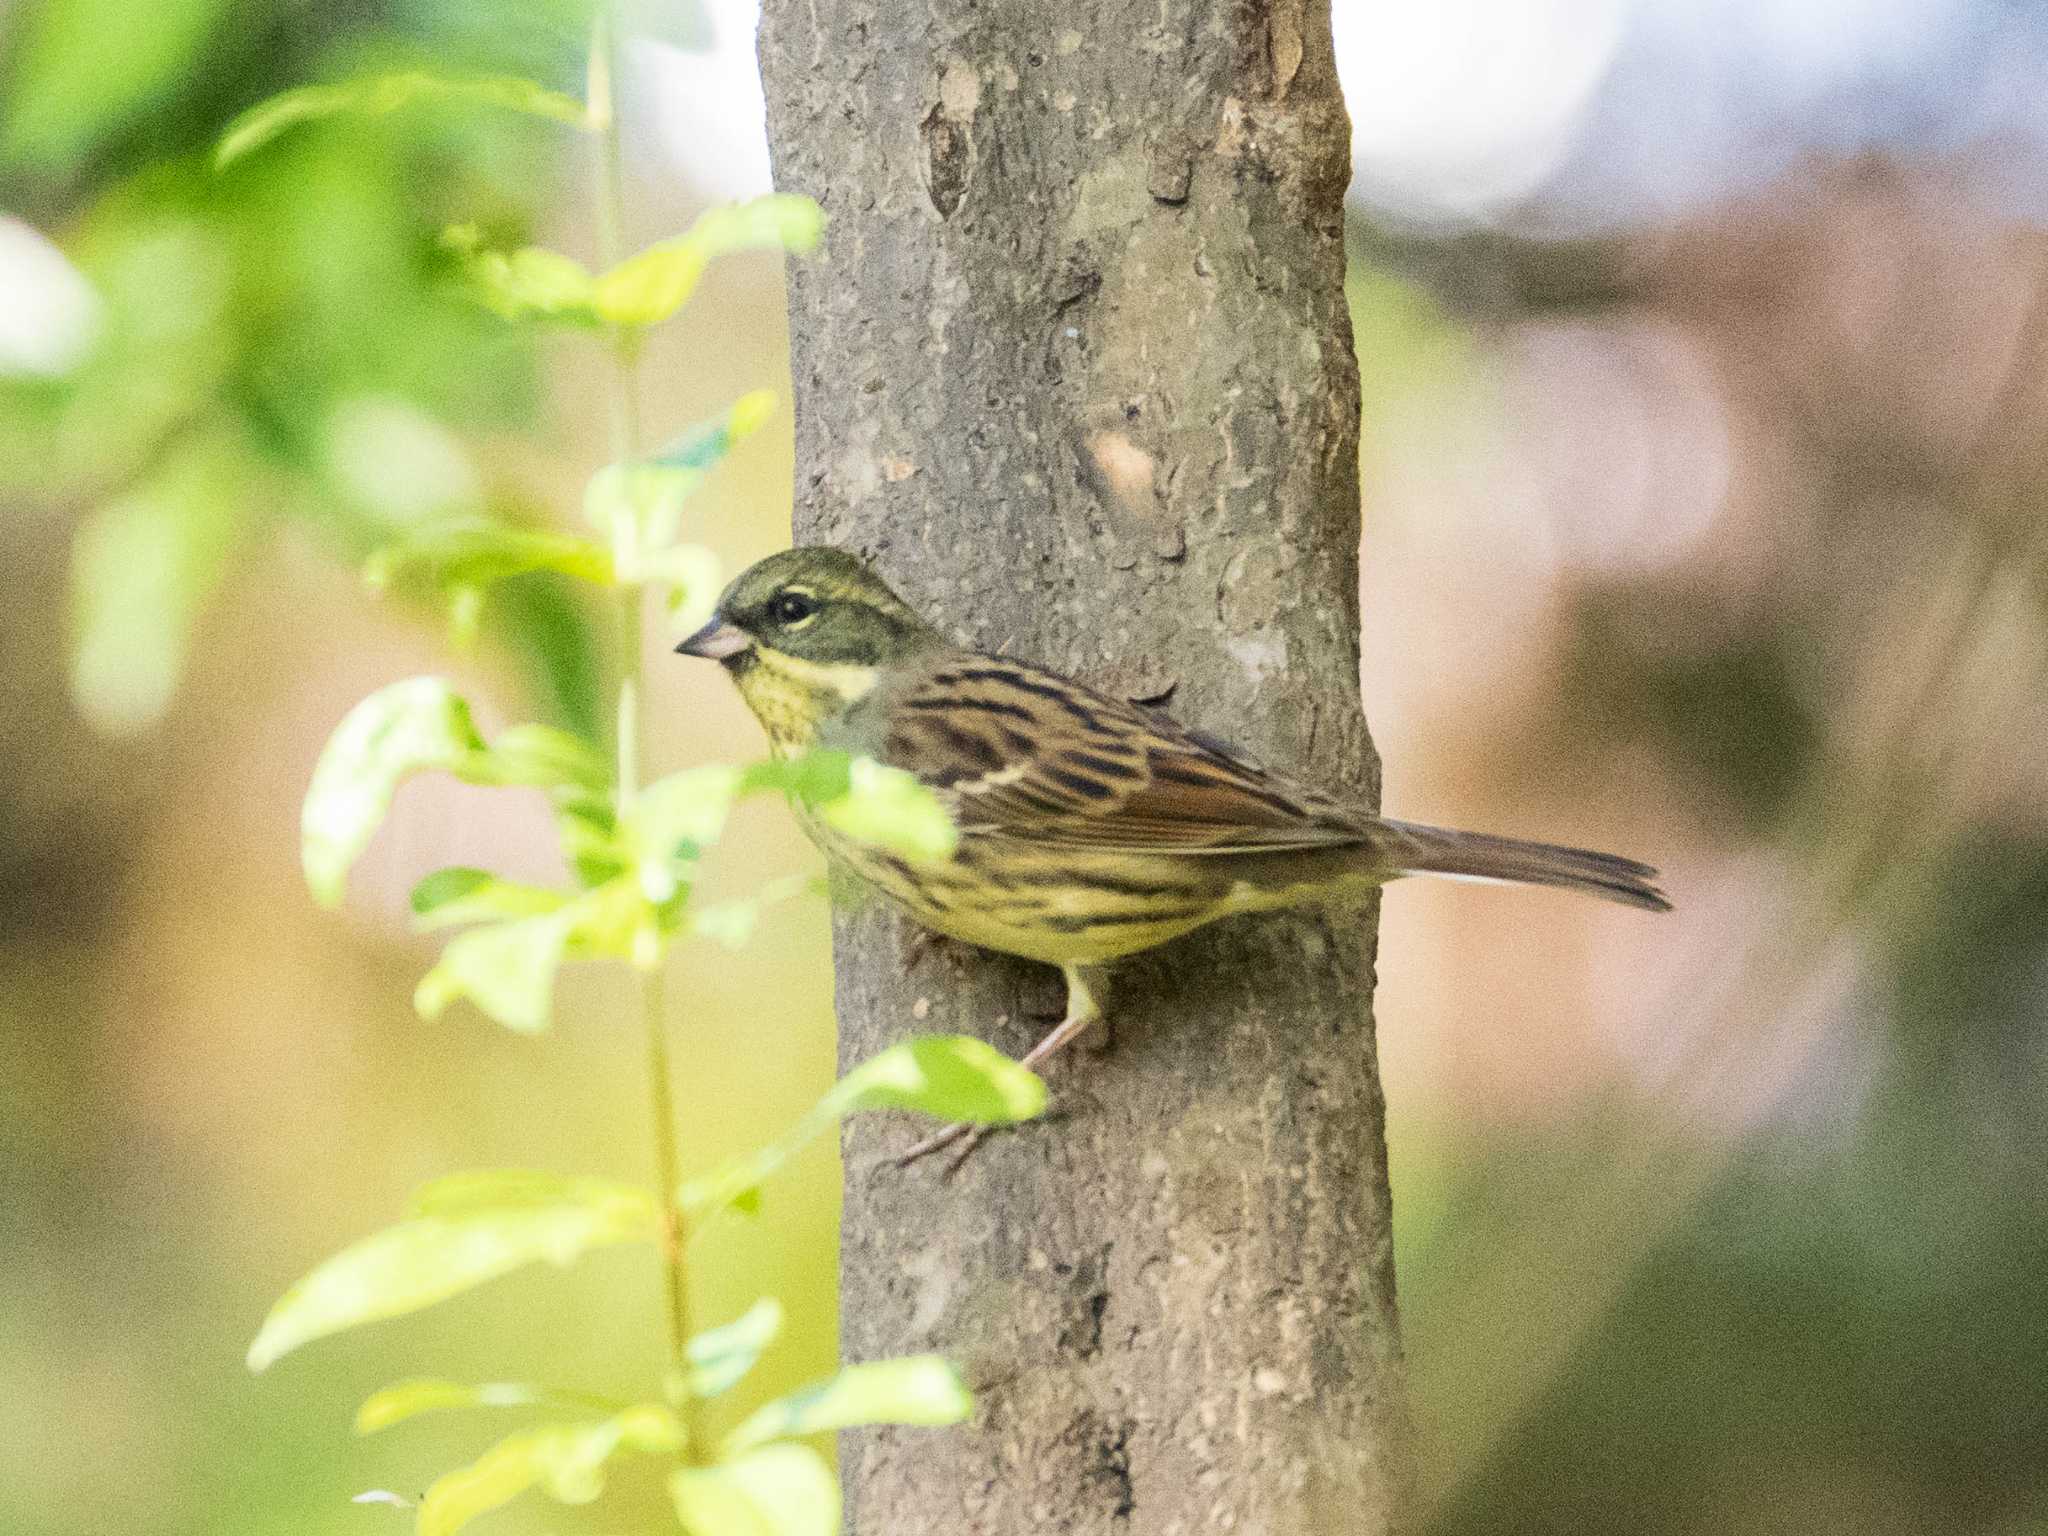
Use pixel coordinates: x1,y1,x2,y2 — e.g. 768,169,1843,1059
675,547,941,750
678,547,938,669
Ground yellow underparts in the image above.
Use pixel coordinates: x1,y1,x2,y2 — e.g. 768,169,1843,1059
735,647,879,755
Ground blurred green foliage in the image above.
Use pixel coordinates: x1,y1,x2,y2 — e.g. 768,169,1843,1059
174,18,1011,1529
2,0,608,737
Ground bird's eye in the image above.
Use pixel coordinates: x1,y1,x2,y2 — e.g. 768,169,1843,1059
767,591,819,628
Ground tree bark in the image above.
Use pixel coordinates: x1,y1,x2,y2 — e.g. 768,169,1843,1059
757,4,1410,1531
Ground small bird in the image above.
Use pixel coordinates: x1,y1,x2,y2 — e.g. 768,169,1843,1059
677,547,1669,1169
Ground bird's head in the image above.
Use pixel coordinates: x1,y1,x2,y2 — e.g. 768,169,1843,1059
675,547,940,750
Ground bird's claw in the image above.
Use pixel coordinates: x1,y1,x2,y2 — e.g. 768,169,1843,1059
892,1119,991,1178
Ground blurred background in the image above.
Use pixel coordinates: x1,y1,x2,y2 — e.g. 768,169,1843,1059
4,0,2045,1532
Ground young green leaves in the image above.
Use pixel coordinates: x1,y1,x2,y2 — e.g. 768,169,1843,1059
358,380,774,666
584,390,775,607
216,72,590,168
246,1041,1044,1378
297,665,960,1035
443,198,825,330
594,198,826,326
724,1356,973,1454
299,679,605,908
344,1352,971,1536
668,1356,973,1536
246,1173,657,1372
682,1037,1047,1227
223,45,997,1536
244,1044,1029,1535
409,1407,683,1536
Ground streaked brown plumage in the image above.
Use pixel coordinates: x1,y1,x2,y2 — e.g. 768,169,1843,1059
679,547,1669,1168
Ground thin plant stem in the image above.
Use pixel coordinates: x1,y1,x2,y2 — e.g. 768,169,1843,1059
588,6,700,1460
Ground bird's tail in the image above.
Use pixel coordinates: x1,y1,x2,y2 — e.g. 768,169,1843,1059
1371,818,1671,912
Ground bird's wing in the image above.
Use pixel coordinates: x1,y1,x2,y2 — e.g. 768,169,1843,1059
876,655,1372,854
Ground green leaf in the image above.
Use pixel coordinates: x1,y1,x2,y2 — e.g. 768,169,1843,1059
649,542,728,635
409,871,567,932
823,1035,1047,1126
406,1169,642,1218
559,796,626,888
458,245,600,323
742,751,854,803
68,437,251,737
581,464,691,575
594,197,824,327
246,1177,655,1370
355,1379,620,1434
365,523,612,600
630,765,742,901
358,1379,529,1432
685,875,819,950
463,723,610,793
742,750,954,859
301,678,486,907
687,1299,783,1398
302,680,602,912
418,1407,681,1536
672,1444,840,1536
488,572,606,743
563,871,650,956
817,758,958,862
414,907,578,1033
724,1357,972,1454
581,394,767,580
413,877,654,1030
683,1038,1045,1221
3,0,235,169
582,467,724,584
216,73,589,168
411,866,494,914
653,389,779,471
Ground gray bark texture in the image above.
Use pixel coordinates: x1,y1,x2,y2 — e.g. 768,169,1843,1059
756,3,1411,1531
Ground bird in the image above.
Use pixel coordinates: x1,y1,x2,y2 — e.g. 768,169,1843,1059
676,546,1669,1171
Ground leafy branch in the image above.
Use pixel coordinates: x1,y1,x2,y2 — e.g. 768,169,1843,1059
225,14,1033,1535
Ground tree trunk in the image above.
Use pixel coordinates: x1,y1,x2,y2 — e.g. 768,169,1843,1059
756,4,1410,1531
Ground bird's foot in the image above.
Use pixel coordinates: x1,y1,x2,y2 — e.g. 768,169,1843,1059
892,1119,993,1178
887,963,1108,1180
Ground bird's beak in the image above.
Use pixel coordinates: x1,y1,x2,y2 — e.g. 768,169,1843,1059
675,616,752,662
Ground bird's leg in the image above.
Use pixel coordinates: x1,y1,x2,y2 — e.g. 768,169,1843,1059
893,964,1107,1175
